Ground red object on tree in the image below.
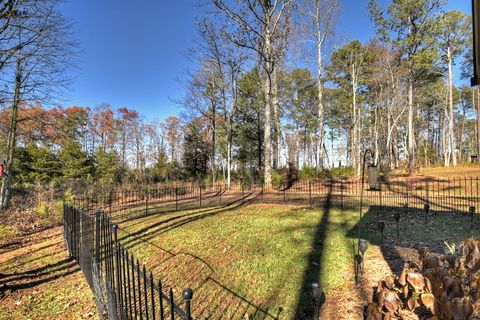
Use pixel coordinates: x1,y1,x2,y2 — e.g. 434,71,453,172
0,163,4,177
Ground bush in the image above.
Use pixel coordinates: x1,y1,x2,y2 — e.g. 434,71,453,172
271,170,284,186
317,166,355,179
298,166,317,180
329,166,355,177
36,201,50,219
64,188,74,205
0,223,16,240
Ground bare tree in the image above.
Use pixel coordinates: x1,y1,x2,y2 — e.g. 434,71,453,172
212,0,293,187
297,0,339,171
0,0,77,209
190,19,245,187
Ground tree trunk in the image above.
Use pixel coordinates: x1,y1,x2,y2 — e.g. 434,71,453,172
272,67,280,170
442,109,449,167
263,22,273,188
122,126,126,168
458,107,466,163
0,60,22,210
447,49,456,166
407,15,415,176
316,21,325,172
211,101,216,184
374,105,379,165
407,66,415,175
337,127,342,167
351,62,359,175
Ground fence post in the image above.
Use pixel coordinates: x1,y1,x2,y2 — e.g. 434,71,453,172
309,180,312,207
183,288,193,320
199,185,202,208
95,209,101,263
175,187,178,211
219,184,222,205
145,187,149,216
379,179,382,207
341,180,344,210
261,183,264,203
113,224,123,316
72,207,77,259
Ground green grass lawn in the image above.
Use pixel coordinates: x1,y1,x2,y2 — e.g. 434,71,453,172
115,200,480,319
115,202,363,319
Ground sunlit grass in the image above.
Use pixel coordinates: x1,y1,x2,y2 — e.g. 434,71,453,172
115,201,480,319
117,203,360,319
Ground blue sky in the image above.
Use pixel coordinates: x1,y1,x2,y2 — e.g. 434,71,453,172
59,0,471,121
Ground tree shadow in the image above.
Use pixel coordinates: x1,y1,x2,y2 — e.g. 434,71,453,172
0,258,79,293
293,180,332,319
0,230,61,254
346,204,479,276
118,191,258,250
0,242,82,299
113,190,285,319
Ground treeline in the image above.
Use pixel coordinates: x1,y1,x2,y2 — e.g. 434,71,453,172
1,103,188,188
174,0,479,188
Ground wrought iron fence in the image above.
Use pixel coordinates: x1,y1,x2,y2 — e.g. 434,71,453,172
64,176,479,318
73,176,480,220
63,204,194,320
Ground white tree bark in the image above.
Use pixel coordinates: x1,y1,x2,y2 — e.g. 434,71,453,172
447,47,456,166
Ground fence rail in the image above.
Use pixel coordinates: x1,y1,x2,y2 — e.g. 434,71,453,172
73,177,480,220
63,204,194,320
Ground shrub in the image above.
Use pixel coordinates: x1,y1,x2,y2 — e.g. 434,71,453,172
0,223,16,240
316,166,355,179
64,188,74,205
271,170,284,186
36,201,50,219
298,166,317,180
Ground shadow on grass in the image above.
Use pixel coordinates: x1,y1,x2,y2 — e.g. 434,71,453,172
0,243,80,298
115,191,284,319
346,204,480,275
292,180,332,319
117,192,257,250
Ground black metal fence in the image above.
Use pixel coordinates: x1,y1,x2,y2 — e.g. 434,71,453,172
64,176,479,319
63,204,194,320
73,177,480,220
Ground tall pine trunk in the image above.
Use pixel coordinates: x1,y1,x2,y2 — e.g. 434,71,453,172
316,20,325,172
407,15,415,176
447,48,456,166
262,19,273,188
211,101,216,184
272,68,280,170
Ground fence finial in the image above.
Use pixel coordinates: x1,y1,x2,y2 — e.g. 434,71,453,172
183,288,193,300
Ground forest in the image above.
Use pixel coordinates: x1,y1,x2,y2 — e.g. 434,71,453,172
0,0,477,211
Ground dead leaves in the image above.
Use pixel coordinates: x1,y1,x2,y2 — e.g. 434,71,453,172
366,238,480,320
